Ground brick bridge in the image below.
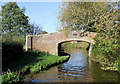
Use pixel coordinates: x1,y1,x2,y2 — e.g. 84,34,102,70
26,31,96,57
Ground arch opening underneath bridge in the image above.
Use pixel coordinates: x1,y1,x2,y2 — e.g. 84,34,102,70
57,40,91,56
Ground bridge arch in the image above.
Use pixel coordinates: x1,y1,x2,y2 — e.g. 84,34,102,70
56,38,94,57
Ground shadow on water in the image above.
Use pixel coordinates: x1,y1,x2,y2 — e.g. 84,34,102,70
23,48,119,83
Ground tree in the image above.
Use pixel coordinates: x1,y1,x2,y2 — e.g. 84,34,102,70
29,23,42,35
0,17,2,41
58,2,109,32
0,17,2,35
41,30,48,34
0,2,32,37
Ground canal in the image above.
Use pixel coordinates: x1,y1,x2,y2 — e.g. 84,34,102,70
24,47,119,82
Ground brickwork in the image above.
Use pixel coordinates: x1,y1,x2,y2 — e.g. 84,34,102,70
26,31,96,56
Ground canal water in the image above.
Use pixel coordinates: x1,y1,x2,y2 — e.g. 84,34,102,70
24,48,119,83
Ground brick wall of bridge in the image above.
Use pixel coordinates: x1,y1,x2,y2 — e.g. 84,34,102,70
26,31,96,56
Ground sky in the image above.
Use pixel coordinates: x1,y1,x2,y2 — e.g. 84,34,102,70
0,2,61,33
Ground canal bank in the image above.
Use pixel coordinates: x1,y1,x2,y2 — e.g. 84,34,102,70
2,51,70,84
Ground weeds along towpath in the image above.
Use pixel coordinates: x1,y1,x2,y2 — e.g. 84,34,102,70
2,51,70,84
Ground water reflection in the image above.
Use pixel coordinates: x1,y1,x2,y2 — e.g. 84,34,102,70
24,48,119,82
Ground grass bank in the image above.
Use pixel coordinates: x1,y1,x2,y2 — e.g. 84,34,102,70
2,51,69,84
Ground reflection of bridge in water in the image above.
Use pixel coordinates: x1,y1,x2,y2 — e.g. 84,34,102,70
26,31,96,57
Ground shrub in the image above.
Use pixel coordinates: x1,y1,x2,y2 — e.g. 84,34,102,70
2,41,24,62
91,35,120,71
2,36,25,69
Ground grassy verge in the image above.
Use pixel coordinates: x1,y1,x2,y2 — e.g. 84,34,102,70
2,51,69,84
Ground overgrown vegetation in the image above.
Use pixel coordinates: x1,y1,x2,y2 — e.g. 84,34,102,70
2,35,26,71
91,35,120,71
2,72,20,83
2,51,69,84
